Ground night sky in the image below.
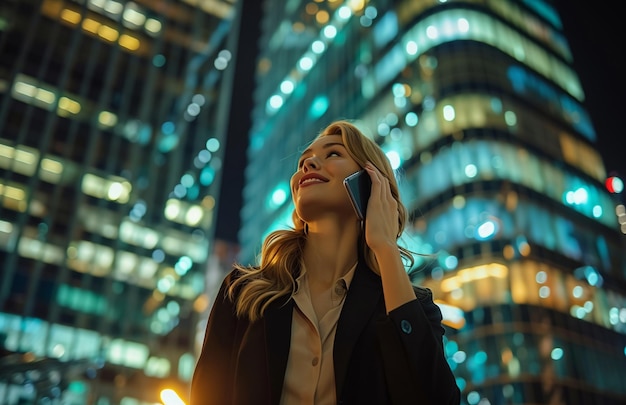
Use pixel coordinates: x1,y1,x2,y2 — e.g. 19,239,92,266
555,1,626,179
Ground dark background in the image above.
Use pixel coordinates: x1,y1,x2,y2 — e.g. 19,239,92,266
556,1,626,179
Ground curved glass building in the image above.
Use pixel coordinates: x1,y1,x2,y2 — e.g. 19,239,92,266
238,1,626,404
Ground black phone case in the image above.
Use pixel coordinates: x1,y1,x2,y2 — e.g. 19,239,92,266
343,170,371,220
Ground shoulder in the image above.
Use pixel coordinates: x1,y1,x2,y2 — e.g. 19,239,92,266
224,267,244,285
224,266,261,286
215,267,249,302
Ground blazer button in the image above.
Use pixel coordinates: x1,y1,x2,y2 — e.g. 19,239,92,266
312,357,319,366
401,319,412,334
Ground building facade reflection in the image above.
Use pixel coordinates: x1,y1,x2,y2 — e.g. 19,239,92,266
239,1,626,404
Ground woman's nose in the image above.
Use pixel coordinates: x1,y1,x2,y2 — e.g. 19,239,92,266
302,156,319,171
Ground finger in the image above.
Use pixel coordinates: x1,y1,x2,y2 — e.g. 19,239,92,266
365,162,392,203
364,162,384,197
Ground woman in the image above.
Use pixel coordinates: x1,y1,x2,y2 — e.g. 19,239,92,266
190,120,460,404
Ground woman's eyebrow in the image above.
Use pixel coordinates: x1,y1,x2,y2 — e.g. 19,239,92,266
299,141,346,158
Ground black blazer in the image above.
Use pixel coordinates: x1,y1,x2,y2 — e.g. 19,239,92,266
191,262,460,404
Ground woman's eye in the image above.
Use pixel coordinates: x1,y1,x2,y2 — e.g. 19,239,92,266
327,151,340,157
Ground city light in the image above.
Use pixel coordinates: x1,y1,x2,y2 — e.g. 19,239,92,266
160,389,186,405
605,176,624,193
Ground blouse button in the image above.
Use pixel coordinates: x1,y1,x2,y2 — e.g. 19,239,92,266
334,283,345,296
312,357,319,366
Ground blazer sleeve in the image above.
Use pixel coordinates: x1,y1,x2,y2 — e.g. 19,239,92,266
376,287,460,405
190,273,239,405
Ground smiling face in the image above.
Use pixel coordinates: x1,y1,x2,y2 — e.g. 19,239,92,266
290,134,362,223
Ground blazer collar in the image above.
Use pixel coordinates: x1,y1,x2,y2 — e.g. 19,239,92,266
264,295,293,405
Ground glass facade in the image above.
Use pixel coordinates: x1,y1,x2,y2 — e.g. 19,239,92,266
240,0,626,404
0,0,235,403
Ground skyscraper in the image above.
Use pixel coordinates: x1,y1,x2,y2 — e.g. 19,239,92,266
238,0,626,404
0,0,237,403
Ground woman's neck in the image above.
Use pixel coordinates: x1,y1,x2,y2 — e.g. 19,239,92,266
302,220,360,285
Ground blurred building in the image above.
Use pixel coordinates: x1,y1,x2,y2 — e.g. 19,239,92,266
0,0,239,403
237,0,626,404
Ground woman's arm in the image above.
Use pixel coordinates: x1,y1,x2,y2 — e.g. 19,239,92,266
364,162,459,403
362,162,416,312
377,292,461,405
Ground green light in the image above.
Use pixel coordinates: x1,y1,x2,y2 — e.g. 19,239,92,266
308,95,329,119
68,381,87,394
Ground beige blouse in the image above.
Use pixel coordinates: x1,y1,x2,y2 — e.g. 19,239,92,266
280,263,357,405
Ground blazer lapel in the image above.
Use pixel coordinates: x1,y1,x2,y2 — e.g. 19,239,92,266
333,263,383,398
264,297,294,405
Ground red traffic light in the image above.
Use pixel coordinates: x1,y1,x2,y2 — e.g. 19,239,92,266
605,176,624,194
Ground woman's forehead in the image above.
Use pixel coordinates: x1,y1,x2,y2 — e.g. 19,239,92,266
313,133,342,145
299,134,343,154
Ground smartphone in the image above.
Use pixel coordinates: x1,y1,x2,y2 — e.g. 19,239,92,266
343,170,371,221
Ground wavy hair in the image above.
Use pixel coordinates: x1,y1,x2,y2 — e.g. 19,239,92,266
228,120,413,321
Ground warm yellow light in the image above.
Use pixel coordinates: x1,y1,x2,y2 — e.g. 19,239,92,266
518,241,531,256
60,8,81,25
348,0,365,11
98,24,119,42
315,10,329,24
119,34,140,51
40,158,62,174
435,300,466,329
0,184,26,200
58,96,81,114
441,277,460,293
160,389,186,405
193,294,209,313
152,290,165,302
305,3,318,14
441,263,508,292
0,183,28,212
202,195,215,210
41,158,63,177
503,244,515,260
82,18,101,34
98,110,118,127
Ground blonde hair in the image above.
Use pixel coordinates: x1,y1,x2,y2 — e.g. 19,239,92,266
228,120,413,321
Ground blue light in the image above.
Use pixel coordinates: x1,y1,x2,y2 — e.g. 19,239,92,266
551,347,564,360
309,95,329,119
161,121,175,135
268,182,290,210
405,112,418,126
152,54,166,67
199,167,215,186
